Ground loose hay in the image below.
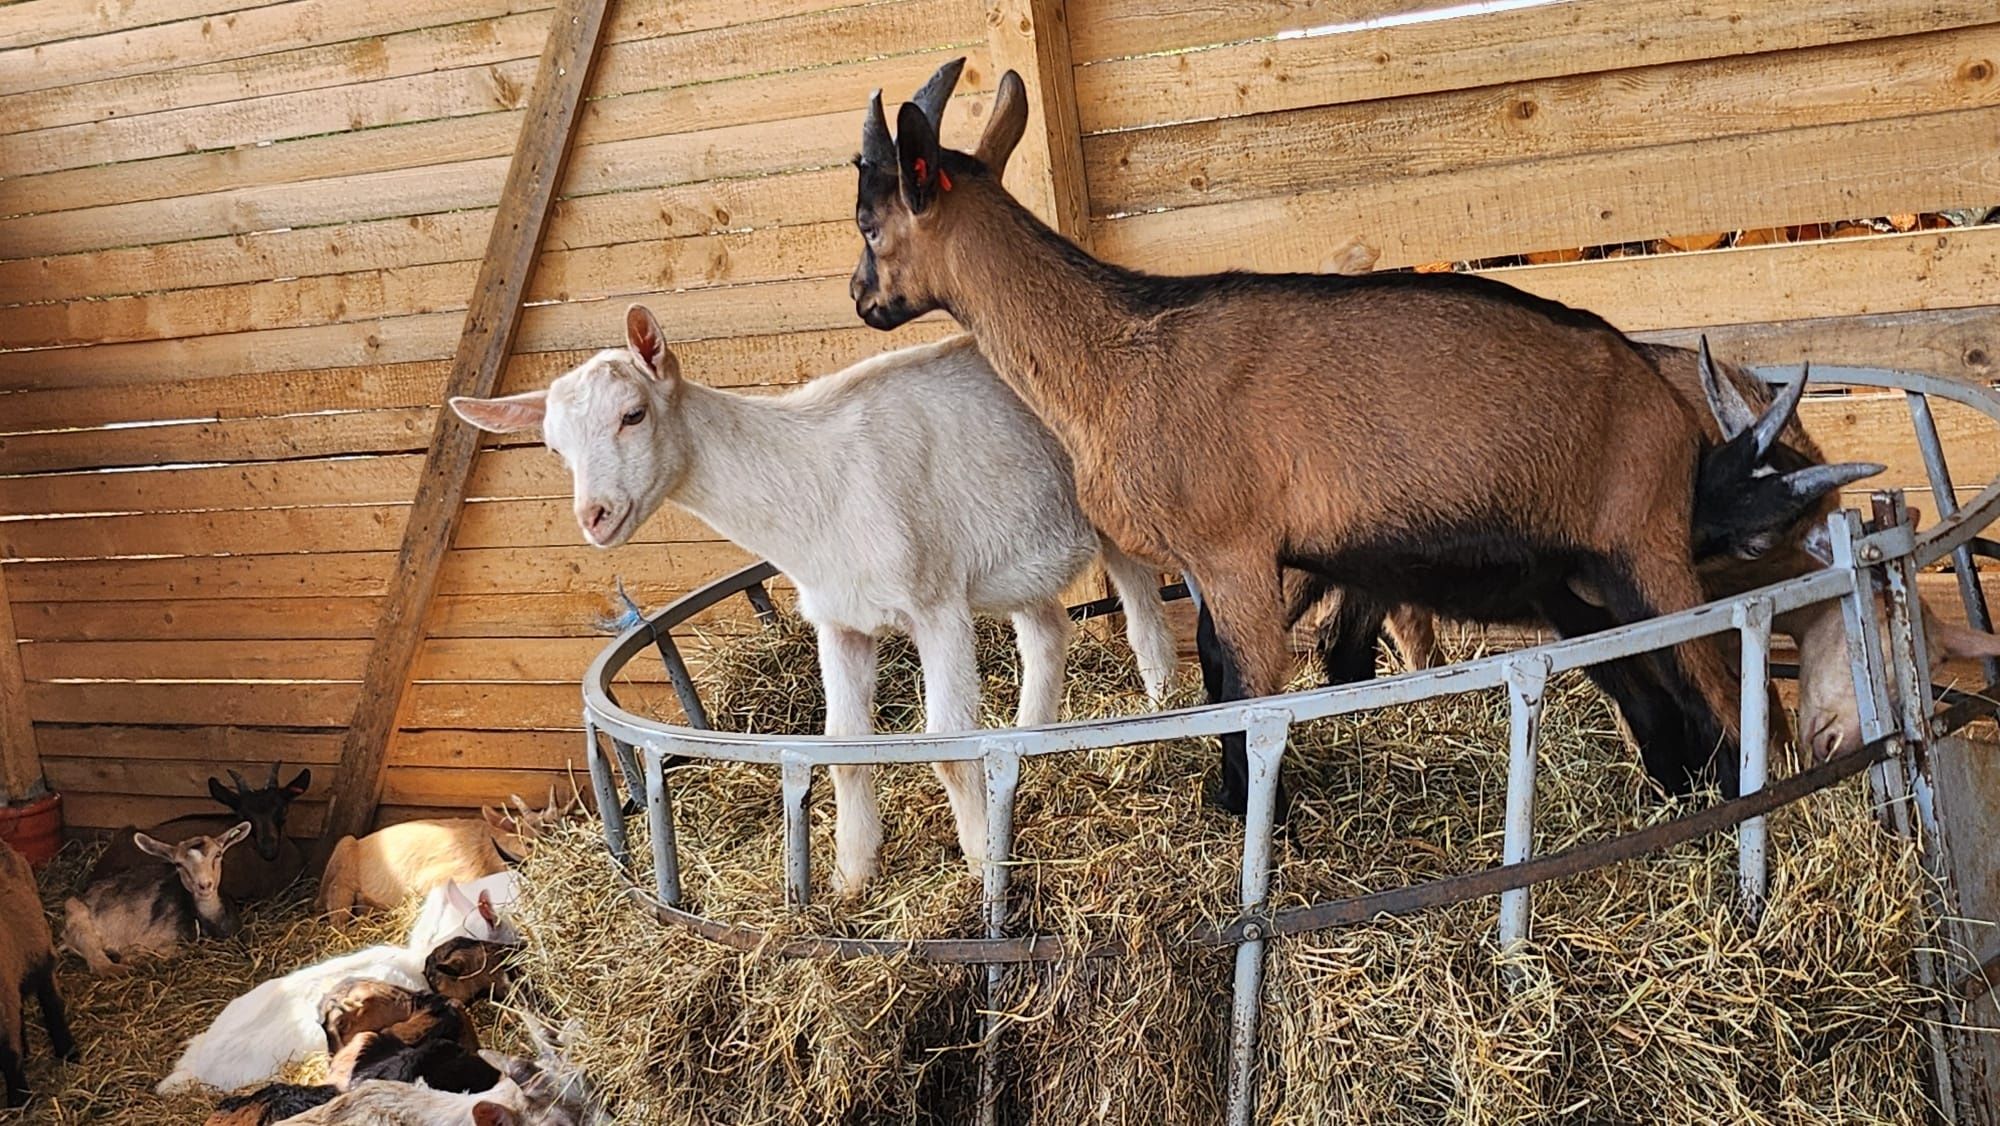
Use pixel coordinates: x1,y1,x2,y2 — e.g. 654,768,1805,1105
516,611,1948,1125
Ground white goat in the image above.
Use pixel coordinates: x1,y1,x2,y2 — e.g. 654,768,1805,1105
451,306,1177,897
158,904,514,1094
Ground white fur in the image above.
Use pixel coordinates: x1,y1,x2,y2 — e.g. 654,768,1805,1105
452,316,1177,897
157,890,514,1094
271,1076,525,1124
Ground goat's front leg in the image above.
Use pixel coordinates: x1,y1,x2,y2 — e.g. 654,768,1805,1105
818,622,882,899
1185,555,1291,817
1011,599,1072,728
911,605,987,876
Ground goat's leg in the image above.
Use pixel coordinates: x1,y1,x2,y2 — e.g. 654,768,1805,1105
1098,540,1177,703
0,982,23,1107
1011,599,1072,727
1186,559,1291,817
818,623,882,899
28,962,74,1062
1311,585,1389,685
1386,605,1442,670
911,606,988,875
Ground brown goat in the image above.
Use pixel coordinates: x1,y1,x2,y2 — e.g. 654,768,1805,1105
0,840,75,1106
318,791,571,926
853,60,1772,807
424,937,514,1006
64,822,250,976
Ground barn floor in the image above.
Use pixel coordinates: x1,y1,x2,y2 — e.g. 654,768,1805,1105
11,843,518,1125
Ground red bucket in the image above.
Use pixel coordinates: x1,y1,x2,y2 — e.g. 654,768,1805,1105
0,791,63,868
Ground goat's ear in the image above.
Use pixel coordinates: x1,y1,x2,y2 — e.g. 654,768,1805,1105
624,304,682,384
482,806,516,834
283,768,312,797
895,101,944,216
133,832,174,861
451,391,548,434
975,70,1030,179
218,821,253,851
477,890,498,926
208,776,237,809
473,1101,521,1126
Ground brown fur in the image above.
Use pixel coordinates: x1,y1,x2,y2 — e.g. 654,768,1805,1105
320,978,422,1053
317,791,571,926
63,823,249,977
424,937,513,1006
0,840,74,1106
854,65,1745,796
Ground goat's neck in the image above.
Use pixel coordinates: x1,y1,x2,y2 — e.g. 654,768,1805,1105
188,884,232,933
667,384,834,560
939,191,1141,436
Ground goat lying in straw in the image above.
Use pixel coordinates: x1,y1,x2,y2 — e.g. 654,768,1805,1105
319,791,568,926
451,308,1178,897
64,822,250,976
849,59,1900,810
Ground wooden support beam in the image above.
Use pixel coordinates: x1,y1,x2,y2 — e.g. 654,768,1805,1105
318,0,612,847
984,0,1091,244
0,563,44,804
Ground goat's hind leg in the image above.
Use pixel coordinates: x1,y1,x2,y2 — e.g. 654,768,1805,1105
27,960,74,1062
1189,559,1292,818
911,606,989,875
1011,599,1072,727
818,623,883,899
1099,540,1177,703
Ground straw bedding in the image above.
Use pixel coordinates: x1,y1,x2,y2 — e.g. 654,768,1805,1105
510,612,1949,1125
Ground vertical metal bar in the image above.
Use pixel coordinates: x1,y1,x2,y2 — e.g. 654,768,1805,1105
585,722,629,867
1828,509,1894,748
780,753,812,909
978,743,1024,1126
1907,391,2000,686
652,629,712,730
1734,598,1773,917
1498,655,1551,951
745,581,779,626
1226,709,1290,1126
611,738,646,813
644,748,681,907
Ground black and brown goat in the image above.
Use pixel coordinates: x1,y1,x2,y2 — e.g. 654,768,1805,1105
91,763,310,902
851,59,1845,806
0,839,75,1106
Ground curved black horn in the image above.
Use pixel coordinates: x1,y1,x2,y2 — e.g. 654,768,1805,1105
1696,336,1757,439
265,761,281,788
1784,460,1886,500
910,56,967,128
1750,361,1809,459
227,768,252,794
861,89,893,164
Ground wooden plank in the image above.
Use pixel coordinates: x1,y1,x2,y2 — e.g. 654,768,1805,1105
0,220,860,349
1481,226,2000,334
0,2,980,214
0,561,43,801
0,409,439,476
17,636,652,682
58,790,327,833
380,765,588,807
1073,0,1999,134
1070,0,1433,63
1635,307,2000,386
0,89,994,259
34,724,345,765
984,0,1089,240
0,0,273,52
1088,24,2000,216
0,0,547,98
1091,105,2000,278
321,0,612,844
404,680,678,729
395,728,591,769
30,681,360,726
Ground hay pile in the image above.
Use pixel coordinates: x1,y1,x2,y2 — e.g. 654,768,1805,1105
515,612,1948,1125
12,851,526,1125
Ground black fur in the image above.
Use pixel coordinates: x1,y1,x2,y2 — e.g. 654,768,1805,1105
1,1033,23,1107
214,1083,337,1124
350,1035,501,1094
25,960,74,1065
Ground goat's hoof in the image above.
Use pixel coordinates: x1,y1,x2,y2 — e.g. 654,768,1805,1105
830,872,873,902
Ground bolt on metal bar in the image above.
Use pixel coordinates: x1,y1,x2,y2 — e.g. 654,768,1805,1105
645,748,682,907
1908,391,2000,687
780,754,813,908
1734,598,1773,917
1829,509,1895,748
652,629,712,730
1225,710,1291,1126
585,722,629,867
744,581,779,626
978,743,1024,1126
1499,655,1551,951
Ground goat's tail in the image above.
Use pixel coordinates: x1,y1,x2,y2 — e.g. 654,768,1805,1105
1099,539,1178,704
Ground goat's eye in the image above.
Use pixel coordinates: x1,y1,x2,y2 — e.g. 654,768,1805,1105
621,406,646,428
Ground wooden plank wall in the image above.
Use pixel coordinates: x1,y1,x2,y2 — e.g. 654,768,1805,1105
1074,0,2000,643
0,0,986,833
2,0,1997,833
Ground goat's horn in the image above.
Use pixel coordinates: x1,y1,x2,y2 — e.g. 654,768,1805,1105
910,56,966,128
1695,336,1758,439
266,761,281,787
1750,361,1809,458
861,90,894,164
1784,461,1885,500
227,768,251,794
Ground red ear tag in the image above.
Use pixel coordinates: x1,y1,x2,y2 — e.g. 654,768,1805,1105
938,168,953,192
913,157,928,182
